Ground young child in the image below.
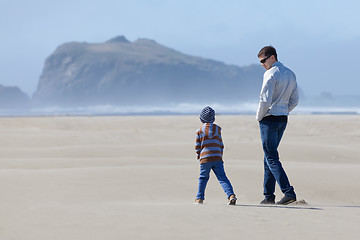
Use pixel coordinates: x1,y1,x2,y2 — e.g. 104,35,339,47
194,106,237,205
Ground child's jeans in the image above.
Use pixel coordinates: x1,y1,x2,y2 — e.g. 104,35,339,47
196,160,235,200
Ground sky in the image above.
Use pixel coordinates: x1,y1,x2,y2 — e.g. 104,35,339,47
1,0,360,97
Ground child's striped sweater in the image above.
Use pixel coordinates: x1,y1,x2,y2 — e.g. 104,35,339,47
195,123,224,164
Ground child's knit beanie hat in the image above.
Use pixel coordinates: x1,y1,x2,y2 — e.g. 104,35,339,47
199,106,215,123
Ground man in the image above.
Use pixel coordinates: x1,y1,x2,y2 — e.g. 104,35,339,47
256,46,299,205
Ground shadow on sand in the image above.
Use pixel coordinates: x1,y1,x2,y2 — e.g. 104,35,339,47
235,204,360,210
235,204,323,211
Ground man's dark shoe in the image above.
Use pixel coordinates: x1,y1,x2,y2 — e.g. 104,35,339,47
260,198,275,204
276,196,296,205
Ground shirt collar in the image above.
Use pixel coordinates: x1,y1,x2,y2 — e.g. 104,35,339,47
272,61,283,68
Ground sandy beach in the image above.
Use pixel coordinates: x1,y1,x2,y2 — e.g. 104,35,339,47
0,115,359,240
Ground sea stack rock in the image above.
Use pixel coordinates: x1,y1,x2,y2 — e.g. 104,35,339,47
33,35,263,107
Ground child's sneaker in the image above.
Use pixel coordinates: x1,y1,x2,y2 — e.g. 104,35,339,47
228,195,237,205
194,199,204,204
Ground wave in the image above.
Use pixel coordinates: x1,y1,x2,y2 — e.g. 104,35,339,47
0,102,359,116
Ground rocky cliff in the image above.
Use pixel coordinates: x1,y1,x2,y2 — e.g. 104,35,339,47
33,36,263,107
0,85,29,109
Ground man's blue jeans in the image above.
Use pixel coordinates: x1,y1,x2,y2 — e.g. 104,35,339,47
196,161,235,200
259,119,296,200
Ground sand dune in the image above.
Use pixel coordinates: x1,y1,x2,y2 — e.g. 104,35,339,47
0,115,359,239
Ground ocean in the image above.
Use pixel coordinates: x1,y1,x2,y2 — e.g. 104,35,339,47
1,101,359,116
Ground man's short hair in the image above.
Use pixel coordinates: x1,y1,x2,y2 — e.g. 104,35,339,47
258,46,278,61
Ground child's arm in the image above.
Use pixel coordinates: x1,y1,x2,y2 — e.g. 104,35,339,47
195,131,201,160
219,128,224,155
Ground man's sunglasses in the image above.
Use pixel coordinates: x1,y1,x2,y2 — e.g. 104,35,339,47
260,55,272,64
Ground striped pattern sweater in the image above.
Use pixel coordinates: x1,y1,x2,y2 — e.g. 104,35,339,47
195,123,224,164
